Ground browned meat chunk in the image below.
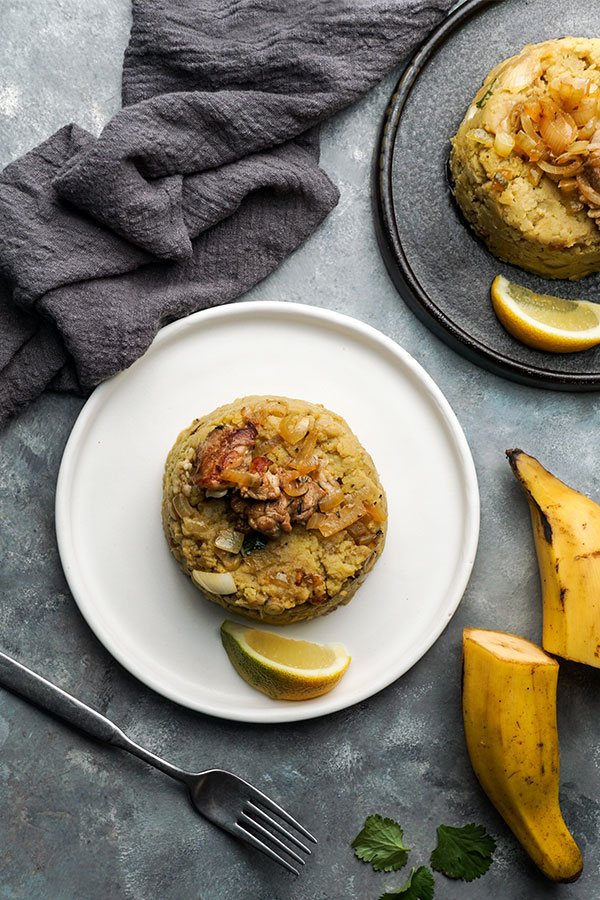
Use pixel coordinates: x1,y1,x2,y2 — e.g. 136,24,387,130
241,470,281,501
229,469,326,536
289,479,326,524
228,494,252,533
194,423,257,488
231,493,292,538
240,458,282,501
584,162,600,195
249,456,270,475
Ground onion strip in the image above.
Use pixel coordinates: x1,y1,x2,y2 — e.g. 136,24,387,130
318,501,367,537
221,468,261,488
537,159,584,177
191,570,236,595
577,175,600,207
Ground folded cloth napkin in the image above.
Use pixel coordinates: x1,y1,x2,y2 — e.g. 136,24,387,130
0,0,452,428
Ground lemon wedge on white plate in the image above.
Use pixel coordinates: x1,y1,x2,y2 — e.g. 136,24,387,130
491,274,600,353
220,620,351,701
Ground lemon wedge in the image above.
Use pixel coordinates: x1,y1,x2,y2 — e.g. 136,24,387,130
491,275,600,353
220,620,351,700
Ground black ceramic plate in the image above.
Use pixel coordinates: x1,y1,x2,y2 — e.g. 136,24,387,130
374,0,600,390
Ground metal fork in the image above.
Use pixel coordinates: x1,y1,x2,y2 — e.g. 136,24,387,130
0,650,316,874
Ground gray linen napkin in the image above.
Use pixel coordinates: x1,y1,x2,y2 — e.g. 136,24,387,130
0,0,452,428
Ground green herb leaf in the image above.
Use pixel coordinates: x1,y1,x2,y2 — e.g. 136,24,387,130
430,823,495,881
475,77,497,108
241,532,268,556
378,866,435,900
352,815,410,872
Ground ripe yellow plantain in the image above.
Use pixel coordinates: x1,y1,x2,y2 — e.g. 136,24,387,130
507,448,600,667
462,628,582,882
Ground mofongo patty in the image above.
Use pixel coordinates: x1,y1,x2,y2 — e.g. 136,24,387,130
450,38,600,280
162,396,387,625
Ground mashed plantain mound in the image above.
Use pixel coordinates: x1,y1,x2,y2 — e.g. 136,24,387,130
450,38,600,280
162,396,387,625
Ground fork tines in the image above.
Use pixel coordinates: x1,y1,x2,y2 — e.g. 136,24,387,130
234,796,317,875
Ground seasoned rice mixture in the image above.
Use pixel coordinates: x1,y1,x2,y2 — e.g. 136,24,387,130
162,396,387,625
450,38,600,279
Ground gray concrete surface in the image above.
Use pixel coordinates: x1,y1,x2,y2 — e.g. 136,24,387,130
2,2,600,898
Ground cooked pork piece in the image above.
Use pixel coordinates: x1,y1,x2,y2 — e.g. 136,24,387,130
194,423,257,488
231,492,292,537
288,480,326,524
240,459,281,501
230,472,326,536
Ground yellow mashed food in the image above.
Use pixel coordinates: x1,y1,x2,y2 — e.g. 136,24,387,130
162,396,387,625
450,37,600,280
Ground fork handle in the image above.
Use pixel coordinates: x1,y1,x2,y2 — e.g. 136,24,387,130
0,650,125,744
0,650,191,784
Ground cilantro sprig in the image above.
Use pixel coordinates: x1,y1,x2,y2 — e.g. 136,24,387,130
379,866,434,900
352,815,410,872
430,823,496,881
352,815,495,898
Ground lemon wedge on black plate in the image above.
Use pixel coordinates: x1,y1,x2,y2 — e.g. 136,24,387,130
491,275,600,353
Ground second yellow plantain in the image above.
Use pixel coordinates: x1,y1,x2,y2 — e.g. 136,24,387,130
462,628,582,882
507,449,600,667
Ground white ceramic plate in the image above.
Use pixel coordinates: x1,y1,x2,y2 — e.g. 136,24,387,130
56,302,479,723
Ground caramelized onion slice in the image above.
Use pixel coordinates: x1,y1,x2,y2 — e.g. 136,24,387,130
364,501,387,523
521,110,541,142
528,165,543,187
181,517,212,540
280,470,310,497
318,501,367,537
549,76,590,107
514,130,544,161
538,104,576,157
290,456,319,475
571,97,600,127
558,177,579,191
578,119,599,140
319,484,345,513
494,131,515,158
221,468,261,488
538,159,584,177
172,492,194,519
577,174,600,207
467,128,493,147
279,414,313,444
564,140,590,156
306,511,325,531
289,428,319,475
215,528,245,554
500,54,542,92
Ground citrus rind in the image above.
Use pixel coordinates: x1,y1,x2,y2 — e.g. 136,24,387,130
220,620,351,701
491,274,600,353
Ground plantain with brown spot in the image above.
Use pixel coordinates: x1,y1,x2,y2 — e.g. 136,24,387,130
507,448,600,667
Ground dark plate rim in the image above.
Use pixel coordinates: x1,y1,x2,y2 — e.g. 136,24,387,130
373,0,600,391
